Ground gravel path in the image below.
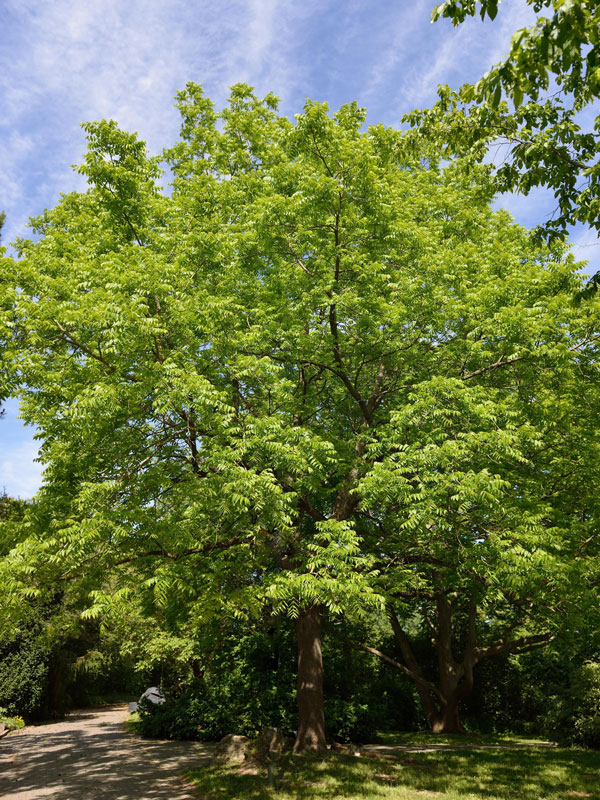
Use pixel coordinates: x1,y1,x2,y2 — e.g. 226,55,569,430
0,705,214,800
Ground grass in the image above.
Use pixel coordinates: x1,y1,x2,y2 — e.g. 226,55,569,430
186,742,600,800
123,711,143,736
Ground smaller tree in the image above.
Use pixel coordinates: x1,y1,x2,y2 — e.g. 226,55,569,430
356,361,600,732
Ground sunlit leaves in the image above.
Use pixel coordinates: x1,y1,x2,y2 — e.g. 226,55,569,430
2,82,599,667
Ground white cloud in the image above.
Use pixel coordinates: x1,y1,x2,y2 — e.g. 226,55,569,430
363,0,537,117
0,0,305,245
0,439,44,500
361,0,429,105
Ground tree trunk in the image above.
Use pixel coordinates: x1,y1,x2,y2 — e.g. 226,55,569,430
430,696,466,733
293,604,327,753
430,596,469,734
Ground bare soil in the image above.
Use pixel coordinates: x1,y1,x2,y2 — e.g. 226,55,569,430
0,704,214,799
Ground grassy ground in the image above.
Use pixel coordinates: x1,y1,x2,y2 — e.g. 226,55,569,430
187,742,600,800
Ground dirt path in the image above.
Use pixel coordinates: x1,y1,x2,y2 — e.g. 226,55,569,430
0,705,214,800
361,739,556,756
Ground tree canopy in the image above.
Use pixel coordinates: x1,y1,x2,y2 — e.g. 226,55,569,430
2,83,599,744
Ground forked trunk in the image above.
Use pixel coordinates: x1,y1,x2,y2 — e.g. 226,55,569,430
430,697,466,734
417,681,467,734
364,600,553,737
390,602,471,735
293,604,327,753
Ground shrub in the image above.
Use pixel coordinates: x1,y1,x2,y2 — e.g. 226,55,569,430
0,624,52,717
0,709,26,731
540,661,600,749
135,618,422,743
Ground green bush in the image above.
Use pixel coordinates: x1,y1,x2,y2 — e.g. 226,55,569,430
0,620,52,717
539,661,600,748
0,710,25,731
136,625,298,741
136,693,202,739
135,618,421,743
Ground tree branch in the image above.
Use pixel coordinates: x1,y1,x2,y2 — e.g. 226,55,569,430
462,354,525,381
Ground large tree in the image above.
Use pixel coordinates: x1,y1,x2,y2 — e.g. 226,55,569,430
3,84,599,745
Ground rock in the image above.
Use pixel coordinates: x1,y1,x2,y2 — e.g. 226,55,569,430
138,686,165,706
213,734,251,764
243,728,293,765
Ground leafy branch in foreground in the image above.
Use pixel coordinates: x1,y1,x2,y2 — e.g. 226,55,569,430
408,0,600,248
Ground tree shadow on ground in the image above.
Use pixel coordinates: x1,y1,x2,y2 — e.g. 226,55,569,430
0,713,214,800
188,746,600,800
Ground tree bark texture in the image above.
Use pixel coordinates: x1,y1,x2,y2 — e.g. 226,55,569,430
293,604,327,753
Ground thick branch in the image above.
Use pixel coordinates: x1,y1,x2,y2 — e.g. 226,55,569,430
112,533,246,567
348,640,444,702
474,632,554,663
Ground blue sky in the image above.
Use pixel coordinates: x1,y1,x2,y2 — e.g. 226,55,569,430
1,0,597,498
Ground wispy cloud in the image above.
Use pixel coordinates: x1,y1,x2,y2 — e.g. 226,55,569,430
362,0,429,107
0,0,314,243
0,440,43,500
356,0,537,120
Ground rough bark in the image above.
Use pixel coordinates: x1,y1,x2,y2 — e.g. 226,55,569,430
370,600,555,734
430,701,466,734
293,604,327,753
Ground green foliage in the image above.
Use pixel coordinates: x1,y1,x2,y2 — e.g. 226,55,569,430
2,84,600,737
136,621,296,740
133,618,420,743
0,493,29,524
0,502,145,719
0,605,143,719
0,710,25,731
0,621,51,716
411,0,600,246
136,692,203,739
539,660,600,748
